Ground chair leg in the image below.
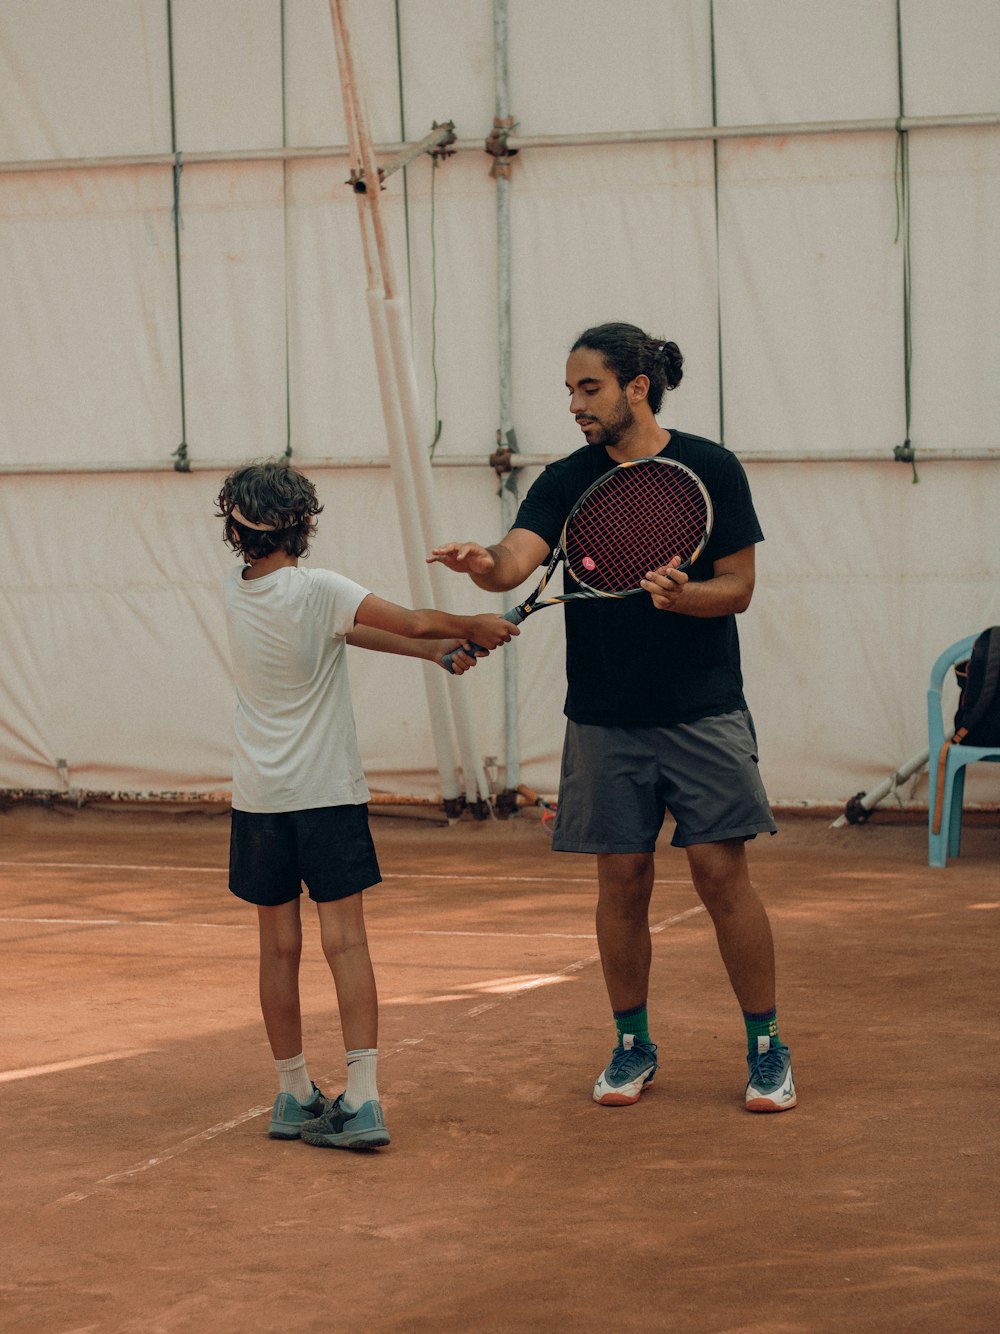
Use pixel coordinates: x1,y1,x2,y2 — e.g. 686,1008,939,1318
927,755,941,867
948,766,967,859
929,764,957,868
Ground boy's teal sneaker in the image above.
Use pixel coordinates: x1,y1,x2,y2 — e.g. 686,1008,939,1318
745,1036,797,1112
268,1084,331,1139
593,1034,659,1105
300,1095,390,1150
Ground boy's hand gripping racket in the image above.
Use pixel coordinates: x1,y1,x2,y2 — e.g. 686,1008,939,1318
444,456,712,673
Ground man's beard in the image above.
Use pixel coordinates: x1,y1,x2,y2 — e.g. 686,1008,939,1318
585,392,635,448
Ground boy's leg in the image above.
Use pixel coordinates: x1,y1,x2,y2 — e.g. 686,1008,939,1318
316,892,378,1052
300,892,389,1149
257,898,329,1137
257,898,304,1059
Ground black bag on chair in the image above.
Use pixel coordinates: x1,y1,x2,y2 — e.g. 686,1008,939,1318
953,626,1000,746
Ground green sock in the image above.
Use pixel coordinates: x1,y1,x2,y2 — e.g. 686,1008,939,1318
743,1008,783,1053
614,1003,650,1045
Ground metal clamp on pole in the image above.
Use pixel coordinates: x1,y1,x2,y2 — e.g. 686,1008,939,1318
489,441,514,476
485,115,518,179
350,120,457,192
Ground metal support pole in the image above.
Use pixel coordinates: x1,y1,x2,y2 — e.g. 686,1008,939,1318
490,0,524,814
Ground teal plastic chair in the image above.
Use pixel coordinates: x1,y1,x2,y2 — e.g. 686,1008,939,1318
927,634,1000,867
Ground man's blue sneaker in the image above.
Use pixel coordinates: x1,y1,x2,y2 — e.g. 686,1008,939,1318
300,1095,390,1150
593,1034,659,1105
268,1084,331,1139
745,1036,797,1112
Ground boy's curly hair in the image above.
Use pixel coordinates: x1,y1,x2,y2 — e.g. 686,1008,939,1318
216,459,324,561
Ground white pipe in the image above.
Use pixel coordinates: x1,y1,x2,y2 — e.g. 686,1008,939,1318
330,0,490,808
362,290,463,803
3,449,997,477
384,295,493,808
494,0,521,795
2,112,996,175
830,749,930,828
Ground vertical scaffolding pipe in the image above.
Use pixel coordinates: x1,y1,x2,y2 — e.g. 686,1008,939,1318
384,295,494,809
493,0,522,796
329,0,491,808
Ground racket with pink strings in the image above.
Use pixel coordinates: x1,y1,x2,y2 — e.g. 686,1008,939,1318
444,456,713,672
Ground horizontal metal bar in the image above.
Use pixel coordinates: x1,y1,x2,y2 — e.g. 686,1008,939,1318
1,449,997,477
0,111,995,175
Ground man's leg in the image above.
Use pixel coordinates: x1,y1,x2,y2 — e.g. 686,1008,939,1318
592,852,660,1105
685,839,795,1112
684,839,775,1013
595,851,655,1010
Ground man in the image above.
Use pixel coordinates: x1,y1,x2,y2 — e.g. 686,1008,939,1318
429,322,795,1114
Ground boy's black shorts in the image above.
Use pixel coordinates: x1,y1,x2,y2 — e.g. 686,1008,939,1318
229,804,382,906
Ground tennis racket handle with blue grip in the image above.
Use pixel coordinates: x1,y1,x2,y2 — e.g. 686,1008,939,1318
443,606,527,674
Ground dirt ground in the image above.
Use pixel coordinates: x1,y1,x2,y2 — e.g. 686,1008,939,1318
1,802,998,1333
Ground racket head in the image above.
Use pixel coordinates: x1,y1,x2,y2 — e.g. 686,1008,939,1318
561,457,713,595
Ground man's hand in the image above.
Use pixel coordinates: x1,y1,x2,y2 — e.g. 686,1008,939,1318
640,556,686,611
427,542,497,577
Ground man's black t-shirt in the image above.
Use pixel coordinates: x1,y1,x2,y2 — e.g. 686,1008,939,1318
511,432,764,727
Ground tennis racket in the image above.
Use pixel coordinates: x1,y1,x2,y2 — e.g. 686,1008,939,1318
444,456,712,672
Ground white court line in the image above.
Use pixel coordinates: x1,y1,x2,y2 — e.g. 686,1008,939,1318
0,916,597,940
462,905,706,1017
0,916,580,940
0,1049,152,1084
53,1035,427,1208
43,904,707,1206
0,859,689,888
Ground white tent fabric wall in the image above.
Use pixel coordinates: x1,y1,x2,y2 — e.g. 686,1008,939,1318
0,0,997,810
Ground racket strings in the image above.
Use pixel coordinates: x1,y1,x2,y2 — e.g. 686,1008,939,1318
565,465,708,593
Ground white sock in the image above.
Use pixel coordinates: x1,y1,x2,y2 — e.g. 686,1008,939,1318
343,1048,379,1111
274,1052,313,1104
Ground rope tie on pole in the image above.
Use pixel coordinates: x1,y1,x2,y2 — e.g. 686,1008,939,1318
485,116,518,179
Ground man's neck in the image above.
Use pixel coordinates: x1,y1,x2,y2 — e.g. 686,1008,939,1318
606,423,671,465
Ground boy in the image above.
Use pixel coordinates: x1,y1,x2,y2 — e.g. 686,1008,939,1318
217,458,516,1150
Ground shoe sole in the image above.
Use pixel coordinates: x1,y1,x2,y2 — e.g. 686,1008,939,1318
300,1129,390,1150
269,1125,307,1139
746,1092,798,1113
594,1069,656,1106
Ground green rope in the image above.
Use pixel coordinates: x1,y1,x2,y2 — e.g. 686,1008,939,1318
894,0,918,482
709,0,725,447
166,0,189,470
280,0,292,458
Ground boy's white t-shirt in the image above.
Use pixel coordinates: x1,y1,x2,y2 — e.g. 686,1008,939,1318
223,564,371,813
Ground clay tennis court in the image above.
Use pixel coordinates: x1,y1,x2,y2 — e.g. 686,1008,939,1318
2,802,997,1332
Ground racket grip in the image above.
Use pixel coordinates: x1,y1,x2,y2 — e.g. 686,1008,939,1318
443,607,525,675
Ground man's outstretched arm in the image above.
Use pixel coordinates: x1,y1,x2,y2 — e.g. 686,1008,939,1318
427,528,550,594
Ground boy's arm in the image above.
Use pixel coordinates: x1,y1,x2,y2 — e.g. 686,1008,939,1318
346,625,484,674
352,594,518,650
426,528,550,593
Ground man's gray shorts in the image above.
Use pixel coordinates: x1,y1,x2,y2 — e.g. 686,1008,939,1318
551,711,777,854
